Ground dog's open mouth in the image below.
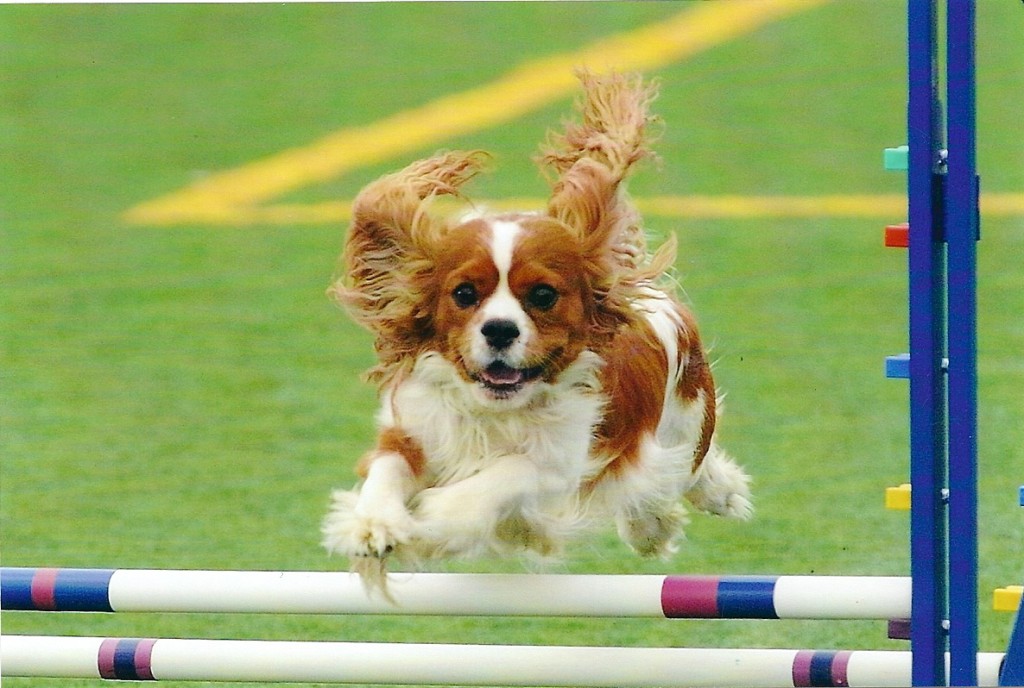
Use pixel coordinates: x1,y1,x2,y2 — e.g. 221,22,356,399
476,362,543,398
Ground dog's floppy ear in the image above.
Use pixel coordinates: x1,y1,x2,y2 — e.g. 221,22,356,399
539,70,672,339
540,69,658,260
329,150,488,381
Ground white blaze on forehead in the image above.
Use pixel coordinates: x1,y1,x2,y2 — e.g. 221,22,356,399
473,220,532,358
488,220,521,277
481,220,525,323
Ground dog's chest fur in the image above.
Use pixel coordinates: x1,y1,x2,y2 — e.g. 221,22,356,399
380,351,606,489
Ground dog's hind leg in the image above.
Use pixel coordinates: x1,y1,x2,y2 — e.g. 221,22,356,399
683,443,753,520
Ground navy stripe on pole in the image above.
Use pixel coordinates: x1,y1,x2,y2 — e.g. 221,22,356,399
717,578,778,619
0,568,36,610
0,568,114,612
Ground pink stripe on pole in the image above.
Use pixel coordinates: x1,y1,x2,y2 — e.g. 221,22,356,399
660,576,719,618
831,651,852,687
29,569,58,611
792,650,814,686
134,639,156,680
98,638,119,679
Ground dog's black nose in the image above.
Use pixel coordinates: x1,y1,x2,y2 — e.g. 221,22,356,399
481,319,520,350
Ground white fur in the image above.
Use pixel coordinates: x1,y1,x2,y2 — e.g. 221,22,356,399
322,452,416,559
323,350,607,562
404,351,604,556
685,443,754,520
488,220,520,276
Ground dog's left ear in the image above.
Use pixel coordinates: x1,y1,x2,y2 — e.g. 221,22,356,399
540,69,671,340
546,157,641,268
547,160,675,341
541,70,655,258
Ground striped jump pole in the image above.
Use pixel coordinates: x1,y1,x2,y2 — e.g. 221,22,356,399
0,636,1007,687
1,567,911,620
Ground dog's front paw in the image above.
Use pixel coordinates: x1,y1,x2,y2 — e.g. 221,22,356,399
321,489,415,559
411,486,469,536
409,485,493,555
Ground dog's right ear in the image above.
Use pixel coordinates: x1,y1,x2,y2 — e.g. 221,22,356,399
328,151,488,378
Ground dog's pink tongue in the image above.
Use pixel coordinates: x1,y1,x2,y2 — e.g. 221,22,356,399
483,363,522,385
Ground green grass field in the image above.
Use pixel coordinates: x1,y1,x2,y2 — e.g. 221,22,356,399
2,2,1022,686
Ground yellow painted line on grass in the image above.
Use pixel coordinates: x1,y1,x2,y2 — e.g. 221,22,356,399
123,0,827,226
151,193,1023,226
644,192,1024,218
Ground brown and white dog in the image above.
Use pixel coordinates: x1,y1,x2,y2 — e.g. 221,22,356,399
322,70,752,588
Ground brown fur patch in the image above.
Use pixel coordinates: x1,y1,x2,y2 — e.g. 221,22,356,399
590,319,669,479
357,427,427,479
672,303,717,471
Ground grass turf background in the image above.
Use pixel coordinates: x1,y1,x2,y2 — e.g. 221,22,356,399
2,2,1022,686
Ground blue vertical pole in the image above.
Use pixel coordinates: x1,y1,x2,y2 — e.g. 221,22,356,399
907,0,948,685
945,0,979,684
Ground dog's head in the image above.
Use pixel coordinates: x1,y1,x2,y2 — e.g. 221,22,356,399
330,71,672,407
430,209,615,406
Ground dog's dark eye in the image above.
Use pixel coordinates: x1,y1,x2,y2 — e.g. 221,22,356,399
526,284,559,311
452,282,479,309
